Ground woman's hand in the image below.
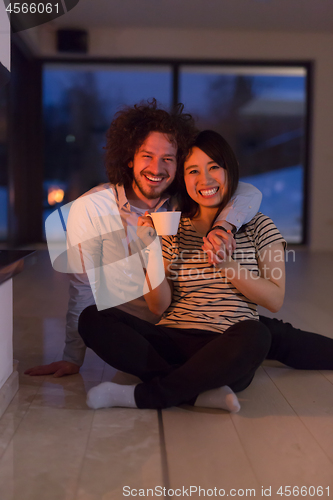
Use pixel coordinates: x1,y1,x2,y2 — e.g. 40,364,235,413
202,234,235,267
203,229,236,265
207,227,236,256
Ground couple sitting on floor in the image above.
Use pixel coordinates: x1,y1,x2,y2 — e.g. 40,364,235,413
26,100,333,412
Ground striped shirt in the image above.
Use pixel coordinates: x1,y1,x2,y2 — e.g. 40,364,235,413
158,212,285,334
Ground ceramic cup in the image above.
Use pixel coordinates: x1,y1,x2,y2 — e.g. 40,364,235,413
148,211,181,236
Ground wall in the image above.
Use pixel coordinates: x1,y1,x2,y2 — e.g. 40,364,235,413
0,279,13,388
28,26,333,250
0,0,10,70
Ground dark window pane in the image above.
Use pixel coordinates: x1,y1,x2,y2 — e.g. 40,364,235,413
179,66,307,243
43,64,172,236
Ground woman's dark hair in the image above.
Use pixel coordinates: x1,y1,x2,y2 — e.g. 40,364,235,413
104,99,197,191
178,130,240,219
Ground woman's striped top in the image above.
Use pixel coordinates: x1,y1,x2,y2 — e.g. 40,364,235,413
157,212,286,334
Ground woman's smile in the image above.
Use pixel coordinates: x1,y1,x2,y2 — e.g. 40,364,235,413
198,186,220,198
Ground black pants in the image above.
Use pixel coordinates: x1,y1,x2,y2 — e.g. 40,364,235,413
79,307,333,409
79,306,271,409
261,315,333,370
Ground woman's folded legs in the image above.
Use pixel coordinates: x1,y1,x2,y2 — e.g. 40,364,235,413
86,381,241,413
79,307,271,411
79,306,244,411
134,320,271,409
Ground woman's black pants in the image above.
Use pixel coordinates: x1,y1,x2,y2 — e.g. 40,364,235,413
79,306,271,409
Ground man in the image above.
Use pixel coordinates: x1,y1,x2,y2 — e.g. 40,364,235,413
25,99,262,377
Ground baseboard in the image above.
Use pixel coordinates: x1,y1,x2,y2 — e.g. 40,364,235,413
0,368,19,420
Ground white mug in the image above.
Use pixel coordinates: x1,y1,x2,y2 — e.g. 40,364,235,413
148,211,181,236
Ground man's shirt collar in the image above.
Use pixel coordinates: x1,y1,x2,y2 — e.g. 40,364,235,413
116,184,129,210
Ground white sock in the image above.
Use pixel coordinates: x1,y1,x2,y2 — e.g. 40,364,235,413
194,386,240,413
86,382,137,409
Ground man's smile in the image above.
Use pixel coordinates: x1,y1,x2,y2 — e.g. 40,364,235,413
143,173,167,184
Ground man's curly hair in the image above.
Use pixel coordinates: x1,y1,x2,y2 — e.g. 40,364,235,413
104,99,197,192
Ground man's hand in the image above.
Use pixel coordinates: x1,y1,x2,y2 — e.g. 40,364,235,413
24,361,80,378
137,212,157,247
137,212,155,232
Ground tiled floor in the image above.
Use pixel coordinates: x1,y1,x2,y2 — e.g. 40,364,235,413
0,248,333,499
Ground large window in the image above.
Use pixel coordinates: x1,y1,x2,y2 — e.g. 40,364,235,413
43,61,309,243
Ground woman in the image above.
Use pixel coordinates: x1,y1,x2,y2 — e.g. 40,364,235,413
80,130,332,412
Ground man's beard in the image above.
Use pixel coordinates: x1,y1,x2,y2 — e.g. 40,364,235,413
133,174,169,200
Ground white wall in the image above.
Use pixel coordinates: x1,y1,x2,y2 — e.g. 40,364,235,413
0,0,10,70
0,279,13,388
32,26,333,250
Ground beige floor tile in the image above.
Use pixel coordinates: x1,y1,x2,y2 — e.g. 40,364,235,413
321,371,333,384
0,384,38,462
162,406,259,492
13,317,62,352
13,316,66,375
76,409,163,500
0,407,94,500
264,366,333,462
231,367,333,496
29,375,97,411
281,300,333,336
